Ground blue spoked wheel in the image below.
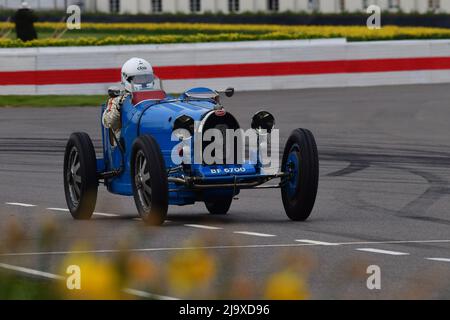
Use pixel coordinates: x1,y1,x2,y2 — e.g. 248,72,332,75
281,129,319,221
131,135,168,226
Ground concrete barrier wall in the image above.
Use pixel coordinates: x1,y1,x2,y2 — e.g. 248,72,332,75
1,38,450,95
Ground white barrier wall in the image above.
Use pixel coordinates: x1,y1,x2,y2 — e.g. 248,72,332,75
1,38,450,95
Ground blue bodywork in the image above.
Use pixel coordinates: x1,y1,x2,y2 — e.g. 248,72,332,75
97,87,282,206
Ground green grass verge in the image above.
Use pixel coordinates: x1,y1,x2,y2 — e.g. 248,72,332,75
0,272,59,299
0,95,106,107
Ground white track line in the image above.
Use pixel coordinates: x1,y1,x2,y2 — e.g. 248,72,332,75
296,239,339,246
0,263,64,280
356,248,410,256
47,208,69,212
337,239,450,245
6,202,36,207
0,262,177,300
122,288,178,300
233,231,276,237
1,239,449,257
184,224,223,230
92,212,119,217
0,244,308,257
425,258,450,263
47,208,119,217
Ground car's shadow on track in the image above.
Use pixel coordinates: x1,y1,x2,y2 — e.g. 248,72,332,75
84,211,329,227
164,213,325,226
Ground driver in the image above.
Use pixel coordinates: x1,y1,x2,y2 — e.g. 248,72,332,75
102,57,155,139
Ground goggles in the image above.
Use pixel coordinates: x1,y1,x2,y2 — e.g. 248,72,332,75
129,74,154,85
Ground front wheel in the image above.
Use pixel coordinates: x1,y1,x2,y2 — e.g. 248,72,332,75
205,197,233,215
281,129,319,221
63,132,98,220
131,135,168,226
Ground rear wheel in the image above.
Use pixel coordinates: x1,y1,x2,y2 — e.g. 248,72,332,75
205,197,233,215
64,132,98,220
281,129,319,221
131,135,168,226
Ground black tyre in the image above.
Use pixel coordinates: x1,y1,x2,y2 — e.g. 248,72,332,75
205,197,233,215
281,129,319,221
64,132,98,220
131,135,168,226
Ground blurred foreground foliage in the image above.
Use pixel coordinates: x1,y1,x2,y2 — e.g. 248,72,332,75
0,216,313,300
0,215,447,300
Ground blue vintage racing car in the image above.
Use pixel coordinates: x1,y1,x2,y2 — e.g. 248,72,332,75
64,86,319,225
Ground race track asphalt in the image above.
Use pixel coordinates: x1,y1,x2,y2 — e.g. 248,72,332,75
0,84,449,299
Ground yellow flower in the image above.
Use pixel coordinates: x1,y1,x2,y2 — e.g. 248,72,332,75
264,270,310,300
60,253,123,300
166,249,216,296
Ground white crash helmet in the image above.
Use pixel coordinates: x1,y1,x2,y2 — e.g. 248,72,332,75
121,58,155,92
